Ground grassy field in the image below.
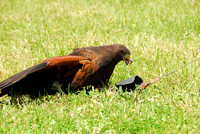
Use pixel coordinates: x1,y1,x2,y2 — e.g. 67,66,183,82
0,0,200,133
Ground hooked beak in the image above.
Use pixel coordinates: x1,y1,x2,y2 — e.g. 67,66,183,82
123,54,133,65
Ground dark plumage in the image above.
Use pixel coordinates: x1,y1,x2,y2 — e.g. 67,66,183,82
0,44,132,97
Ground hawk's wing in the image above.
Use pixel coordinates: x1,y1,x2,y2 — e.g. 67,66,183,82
0,56,88,97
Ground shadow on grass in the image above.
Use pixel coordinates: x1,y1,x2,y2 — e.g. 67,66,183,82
0,83,145,109
0,84,98,108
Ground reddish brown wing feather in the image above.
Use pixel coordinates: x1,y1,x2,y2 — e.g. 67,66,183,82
69,51,100,88
71,56,98,88
41,55,87,66
0,56,88,97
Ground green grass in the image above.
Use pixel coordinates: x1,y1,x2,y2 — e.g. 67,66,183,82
0,0,200,133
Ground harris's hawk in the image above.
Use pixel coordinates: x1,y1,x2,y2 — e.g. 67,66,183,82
0,44,132,97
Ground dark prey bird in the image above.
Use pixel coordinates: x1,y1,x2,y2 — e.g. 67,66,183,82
0,44,132,97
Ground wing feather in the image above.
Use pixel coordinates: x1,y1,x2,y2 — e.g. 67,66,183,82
0,63,47,90
0,55,88,97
